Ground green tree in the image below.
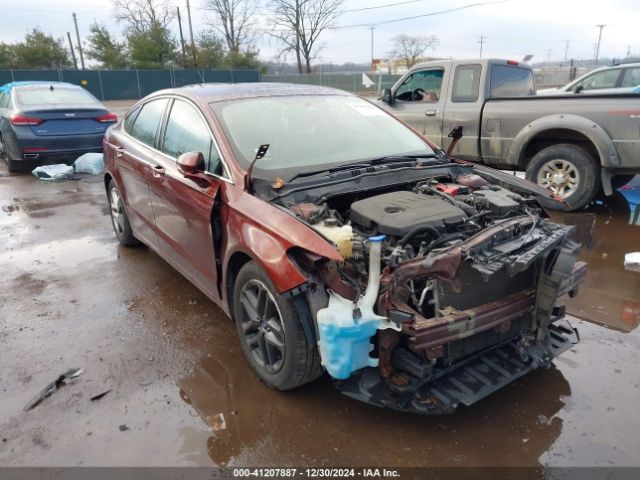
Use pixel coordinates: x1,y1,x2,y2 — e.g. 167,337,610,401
0,43,15,68
86,23,129,69
127,24,176,68
225,49,261,69
12,28,70,68
194,31,226,69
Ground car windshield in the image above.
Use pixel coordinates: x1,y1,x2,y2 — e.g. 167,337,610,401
15,86,100,107
211,95,434,179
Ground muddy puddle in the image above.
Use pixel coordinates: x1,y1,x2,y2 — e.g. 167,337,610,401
1,166,638,467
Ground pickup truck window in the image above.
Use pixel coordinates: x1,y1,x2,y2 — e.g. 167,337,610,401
490,65,535,97
395,69,444,102
571,68,620,92
452,64,481,102
621,67,640,88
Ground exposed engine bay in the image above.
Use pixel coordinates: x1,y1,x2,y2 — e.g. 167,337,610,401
276,166,587,415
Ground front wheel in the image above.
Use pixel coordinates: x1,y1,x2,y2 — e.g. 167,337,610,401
526,143,600,211
233,261,322,390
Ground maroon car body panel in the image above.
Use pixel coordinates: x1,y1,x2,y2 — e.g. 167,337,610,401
103,85,345,314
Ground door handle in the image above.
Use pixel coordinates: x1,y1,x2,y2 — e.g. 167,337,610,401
115,147,124,158
425,110,438,117
152,164,166,176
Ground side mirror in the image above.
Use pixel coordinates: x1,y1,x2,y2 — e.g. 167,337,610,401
574,85,584,94
381,88,395,105
177,151,205,175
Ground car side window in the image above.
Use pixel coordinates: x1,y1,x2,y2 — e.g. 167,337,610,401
395,69,444,102
621,67,640,88
573,69,620,91
0,91,10,108
123,105,141,134
129,99,169,147
451,64,481,102
162,99,222,175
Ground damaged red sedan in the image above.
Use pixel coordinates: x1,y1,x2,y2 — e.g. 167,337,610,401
103,83,586,414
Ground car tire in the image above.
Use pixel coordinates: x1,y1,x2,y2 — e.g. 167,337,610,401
107,179,140,246
526,143,599,211
0,133,18,173
611,174,635,190
233,261,323,391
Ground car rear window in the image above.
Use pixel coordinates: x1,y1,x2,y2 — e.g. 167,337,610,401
129,98,169,147
489,65,535,97
15,86,99,107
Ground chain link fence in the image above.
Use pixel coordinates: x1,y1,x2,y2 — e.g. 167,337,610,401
262,72,403,95
0,68,260,101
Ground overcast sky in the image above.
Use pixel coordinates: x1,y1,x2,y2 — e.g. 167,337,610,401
0,0,638,65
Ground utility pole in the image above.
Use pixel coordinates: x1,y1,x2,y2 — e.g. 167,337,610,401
67,32,78,70
594,24,606,66
478,35,485,58
369,26,375,68
72,12,85,70
564,40,570,64
177,6,187,66
627,45,632,59
546,49,552,66
186,0,197,68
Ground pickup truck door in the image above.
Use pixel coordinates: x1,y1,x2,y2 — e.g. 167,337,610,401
381,67,449,145
441,63,483,161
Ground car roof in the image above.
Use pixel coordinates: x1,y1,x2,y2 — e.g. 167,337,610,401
0,81,82,94
147,82,353,103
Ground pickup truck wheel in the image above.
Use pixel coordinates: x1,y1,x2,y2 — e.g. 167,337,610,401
526,144,599,211
107,180,140,246
233,261,322,391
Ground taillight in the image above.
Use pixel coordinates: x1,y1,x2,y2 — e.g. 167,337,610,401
10,115,43,126
95,113,118,123
506,60,519,65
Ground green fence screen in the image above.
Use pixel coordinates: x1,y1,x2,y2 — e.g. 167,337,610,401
0,68,260,101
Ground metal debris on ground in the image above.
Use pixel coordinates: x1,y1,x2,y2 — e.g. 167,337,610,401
625,252,640,272
23,368,84,411
89,389,111,401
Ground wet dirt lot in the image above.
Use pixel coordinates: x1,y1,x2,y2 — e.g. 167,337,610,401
0,160,639,468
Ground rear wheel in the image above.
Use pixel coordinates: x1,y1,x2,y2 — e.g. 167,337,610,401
0,133,19,173
526,143,599,211
233,261,322,390
107,180,140,246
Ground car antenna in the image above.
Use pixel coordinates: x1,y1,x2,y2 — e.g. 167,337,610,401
245,144,270,191
446,125,463,157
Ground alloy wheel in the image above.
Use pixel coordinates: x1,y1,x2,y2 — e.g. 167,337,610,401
109,187,125,236
238,279,286,374
536,159,580,199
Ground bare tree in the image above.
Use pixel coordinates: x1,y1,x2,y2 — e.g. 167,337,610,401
389,34,439,68
112,0,175,33
269,0,344,74
206,0,256,54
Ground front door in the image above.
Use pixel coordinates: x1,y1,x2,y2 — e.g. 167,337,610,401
382,68,448,145
148,98,225,299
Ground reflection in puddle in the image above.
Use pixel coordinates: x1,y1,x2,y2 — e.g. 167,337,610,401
0,236,115,271
552,178,640,332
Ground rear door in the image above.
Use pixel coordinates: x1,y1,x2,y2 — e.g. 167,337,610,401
620,66,640,92
441,63,483,159
148,97,225,299
113,98,169,249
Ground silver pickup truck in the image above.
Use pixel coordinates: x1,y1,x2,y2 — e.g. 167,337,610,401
377,58,640,211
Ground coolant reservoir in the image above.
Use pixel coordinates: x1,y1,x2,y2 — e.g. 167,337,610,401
316,235,401,380
311,218,353,259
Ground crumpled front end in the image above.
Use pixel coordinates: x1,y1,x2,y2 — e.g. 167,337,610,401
283,172,586,414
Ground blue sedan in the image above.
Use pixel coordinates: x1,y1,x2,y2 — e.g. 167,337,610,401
0,81,116,172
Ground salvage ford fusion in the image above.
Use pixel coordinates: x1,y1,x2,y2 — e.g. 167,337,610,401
104,83,586,415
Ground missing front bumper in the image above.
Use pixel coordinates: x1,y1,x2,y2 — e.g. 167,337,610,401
334,316,578,415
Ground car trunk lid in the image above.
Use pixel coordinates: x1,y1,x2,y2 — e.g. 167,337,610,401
19,107,114,136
